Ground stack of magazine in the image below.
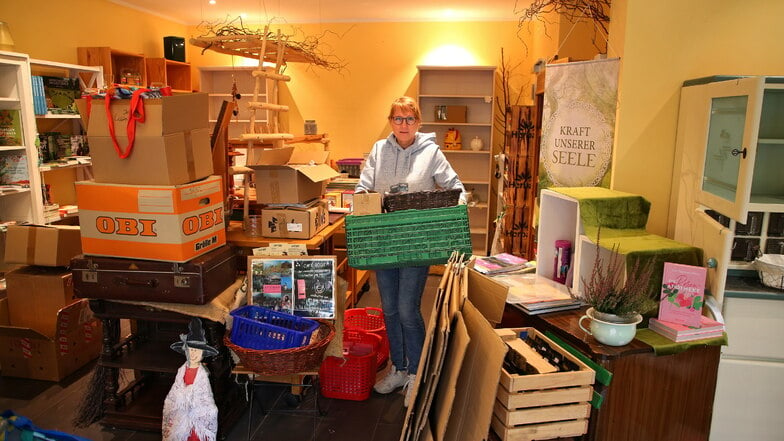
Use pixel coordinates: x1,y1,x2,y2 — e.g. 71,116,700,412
648,316,725,342
648,262,724,342
473,253,533,275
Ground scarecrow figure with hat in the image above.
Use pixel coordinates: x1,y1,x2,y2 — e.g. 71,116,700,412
162,317,219,441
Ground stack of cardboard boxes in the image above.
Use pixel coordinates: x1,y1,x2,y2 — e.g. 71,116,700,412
70,92,237,301
0,225,101,381
247,146,338,239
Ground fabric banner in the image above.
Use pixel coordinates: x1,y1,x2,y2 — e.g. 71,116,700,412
539,58,620,189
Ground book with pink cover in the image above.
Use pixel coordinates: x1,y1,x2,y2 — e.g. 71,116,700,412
649,316,724,335
658,262,707,327
649,316,725,342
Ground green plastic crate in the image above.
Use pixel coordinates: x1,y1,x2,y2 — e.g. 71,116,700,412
344,205,472,269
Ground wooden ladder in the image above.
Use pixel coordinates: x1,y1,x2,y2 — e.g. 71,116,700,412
239,27,294,163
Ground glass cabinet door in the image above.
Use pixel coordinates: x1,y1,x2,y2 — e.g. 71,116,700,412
696,76,765,222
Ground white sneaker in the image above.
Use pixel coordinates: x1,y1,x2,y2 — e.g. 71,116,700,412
403,373,417,407
374,366,408,394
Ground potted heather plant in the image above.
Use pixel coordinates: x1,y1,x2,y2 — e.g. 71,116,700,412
578,237,657,346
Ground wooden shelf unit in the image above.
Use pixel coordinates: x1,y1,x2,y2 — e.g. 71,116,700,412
77,46,146,86
146,57,192,92
417,65,496,256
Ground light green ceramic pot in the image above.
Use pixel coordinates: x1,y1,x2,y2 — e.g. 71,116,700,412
578,307,642,346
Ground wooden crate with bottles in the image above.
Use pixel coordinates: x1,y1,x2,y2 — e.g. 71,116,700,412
492,327,595,441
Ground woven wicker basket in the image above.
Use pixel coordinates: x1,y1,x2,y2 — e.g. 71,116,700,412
383,189,461,212
755,254,784,290
224,319,335,375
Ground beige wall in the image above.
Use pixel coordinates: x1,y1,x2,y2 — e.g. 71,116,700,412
1,0,599,163
608,0,784,236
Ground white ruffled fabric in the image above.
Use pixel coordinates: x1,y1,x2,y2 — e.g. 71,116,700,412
162,363,218,441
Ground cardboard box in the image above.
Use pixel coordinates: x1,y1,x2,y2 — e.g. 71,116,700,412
3,225,82,267
6,266,75,337
80,92,209,138
88,128,213,186
491,327,595,441
261,200,329,239
0,299,101,381
352,191,382,216
248,146,339,204
75,175,226,262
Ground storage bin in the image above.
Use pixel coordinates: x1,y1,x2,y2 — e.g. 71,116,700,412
336,158,364,178
492,327,595,441
344,205,472,270
230,305,319,350
382,189,461,212
344,307,389,368
319,329,380,401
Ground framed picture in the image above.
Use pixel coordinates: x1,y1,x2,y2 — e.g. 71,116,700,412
247,255,337,319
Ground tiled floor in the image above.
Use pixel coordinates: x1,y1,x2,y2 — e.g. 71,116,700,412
0,274,441,441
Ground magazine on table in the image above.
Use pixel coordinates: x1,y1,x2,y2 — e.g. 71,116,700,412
473,253,532,275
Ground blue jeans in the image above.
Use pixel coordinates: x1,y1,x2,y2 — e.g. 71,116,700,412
374,266,429,375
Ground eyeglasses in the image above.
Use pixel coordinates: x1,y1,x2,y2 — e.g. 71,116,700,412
391,116,418,125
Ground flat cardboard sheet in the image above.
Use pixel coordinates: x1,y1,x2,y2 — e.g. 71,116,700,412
433,312,469,441
466,267,509,326
443,300,507,441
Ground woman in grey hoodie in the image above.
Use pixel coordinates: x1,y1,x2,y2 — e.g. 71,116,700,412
356,96,465,406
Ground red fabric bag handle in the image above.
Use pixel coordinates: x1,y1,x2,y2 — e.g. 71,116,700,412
104,88,148,159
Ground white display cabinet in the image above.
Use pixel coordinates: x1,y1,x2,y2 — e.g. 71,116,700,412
669,75,784,441
29,58,102,222
0,51,44,224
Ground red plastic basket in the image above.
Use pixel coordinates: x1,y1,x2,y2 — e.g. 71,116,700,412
319,329,380,401
343,307,389,368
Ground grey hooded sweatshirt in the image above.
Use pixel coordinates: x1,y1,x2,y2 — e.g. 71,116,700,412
356,132,466,202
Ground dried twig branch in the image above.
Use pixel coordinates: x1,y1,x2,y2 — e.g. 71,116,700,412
515,0,612,53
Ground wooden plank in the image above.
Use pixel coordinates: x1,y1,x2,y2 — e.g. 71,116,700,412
491,414,588,441
496,384,592,409
494,401,590,426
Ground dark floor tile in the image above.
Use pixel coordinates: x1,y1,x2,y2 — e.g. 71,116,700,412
254,413,320,440
372,422,405,441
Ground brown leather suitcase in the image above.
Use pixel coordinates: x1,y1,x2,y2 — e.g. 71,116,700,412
71,244,237,304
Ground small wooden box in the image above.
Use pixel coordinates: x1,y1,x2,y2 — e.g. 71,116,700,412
492,327,595,441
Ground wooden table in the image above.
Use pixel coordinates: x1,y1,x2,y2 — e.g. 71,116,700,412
501,305,721,441
226,216,371,308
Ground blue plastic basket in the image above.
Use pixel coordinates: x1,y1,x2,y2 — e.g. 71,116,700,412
230,305,319,350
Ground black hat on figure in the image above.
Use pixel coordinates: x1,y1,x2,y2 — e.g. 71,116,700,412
170,317,219,358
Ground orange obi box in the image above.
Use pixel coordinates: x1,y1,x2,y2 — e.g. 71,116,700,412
75,175,226,262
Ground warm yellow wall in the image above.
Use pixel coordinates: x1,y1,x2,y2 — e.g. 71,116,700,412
608,0,784,236
0,0,188,63
185,20,571,161
1,0,602,163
